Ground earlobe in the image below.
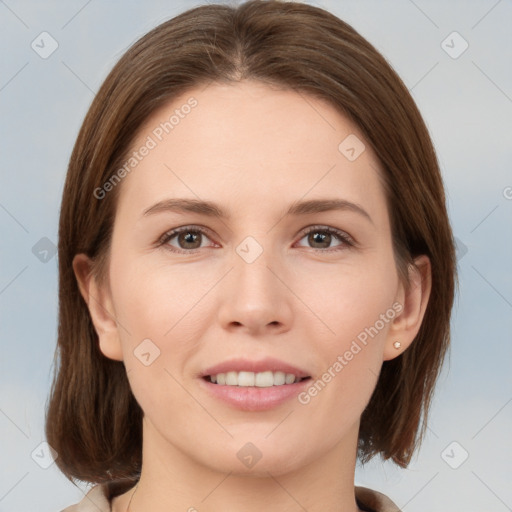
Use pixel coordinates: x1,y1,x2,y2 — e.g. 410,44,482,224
383,255,432,361
72,254,124,361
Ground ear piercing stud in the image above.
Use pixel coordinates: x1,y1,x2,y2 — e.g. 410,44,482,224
393,341,401,350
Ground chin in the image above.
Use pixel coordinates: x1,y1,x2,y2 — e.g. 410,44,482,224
191,435,312,477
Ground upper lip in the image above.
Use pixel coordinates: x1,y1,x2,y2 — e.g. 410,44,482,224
200,357,311,379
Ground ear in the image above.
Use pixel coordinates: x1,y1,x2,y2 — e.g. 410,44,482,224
72,253,123,361
383,255,432,361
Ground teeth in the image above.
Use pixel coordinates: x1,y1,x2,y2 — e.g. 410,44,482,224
208,370,304,387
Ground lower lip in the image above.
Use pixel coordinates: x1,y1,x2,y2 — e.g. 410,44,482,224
198,377,312,411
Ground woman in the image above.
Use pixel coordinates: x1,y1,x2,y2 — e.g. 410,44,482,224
46,1,456,511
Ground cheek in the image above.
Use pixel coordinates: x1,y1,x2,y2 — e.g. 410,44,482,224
295,252,398,404
108,254,220,414
110,253,210,340
111,259,205,420
297,252,399,343
295,273,395,440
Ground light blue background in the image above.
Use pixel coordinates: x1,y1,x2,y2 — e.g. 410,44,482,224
1,1,511,511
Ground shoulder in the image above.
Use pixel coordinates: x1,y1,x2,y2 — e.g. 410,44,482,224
60,484,111,512
355,485,401,512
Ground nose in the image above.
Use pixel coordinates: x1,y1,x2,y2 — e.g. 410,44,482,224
216,241,293,336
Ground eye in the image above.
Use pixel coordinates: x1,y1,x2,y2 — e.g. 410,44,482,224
158,225,217,253
295,225,354,251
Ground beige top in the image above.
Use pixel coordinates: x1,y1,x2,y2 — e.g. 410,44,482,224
61,484,401,512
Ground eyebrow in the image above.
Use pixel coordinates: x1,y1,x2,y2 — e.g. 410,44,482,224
142,197,373,224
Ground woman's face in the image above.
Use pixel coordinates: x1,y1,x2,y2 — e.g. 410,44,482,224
81,80,416,476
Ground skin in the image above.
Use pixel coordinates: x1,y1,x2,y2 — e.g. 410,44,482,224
74,80,431,512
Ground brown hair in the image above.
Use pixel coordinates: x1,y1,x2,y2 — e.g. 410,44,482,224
46,0,456,496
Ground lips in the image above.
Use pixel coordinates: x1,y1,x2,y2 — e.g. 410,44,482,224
197,357,313,411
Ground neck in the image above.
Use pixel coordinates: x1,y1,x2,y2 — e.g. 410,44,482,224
116,418,362,512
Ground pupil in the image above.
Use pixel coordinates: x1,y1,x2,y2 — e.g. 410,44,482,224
180,231,200,248
310,231,330,248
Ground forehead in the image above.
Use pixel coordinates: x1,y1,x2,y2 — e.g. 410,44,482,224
115,80,385,222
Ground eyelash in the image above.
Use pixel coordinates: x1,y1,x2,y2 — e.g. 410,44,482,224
157,224,355,254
